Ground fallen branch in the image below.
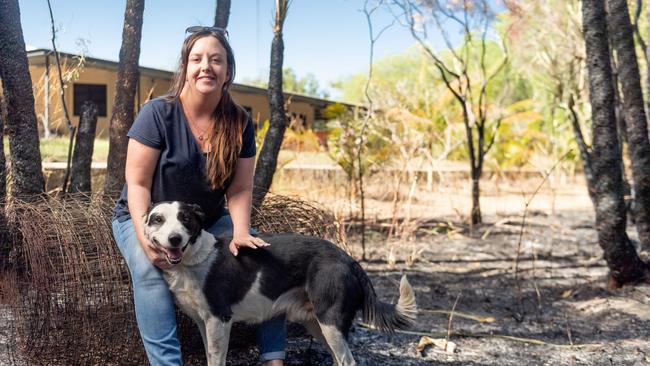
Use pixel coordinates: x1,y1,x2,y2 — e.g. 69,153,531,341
419,309,496,323
355,322,603,349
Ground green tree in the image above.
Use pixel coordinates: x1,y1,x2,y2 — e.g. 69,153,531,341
501,0,586,176
244,67,327,98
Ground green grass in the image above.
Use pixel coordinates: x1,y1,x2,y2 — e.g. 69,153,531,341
3,136,335,166
3,136,110,163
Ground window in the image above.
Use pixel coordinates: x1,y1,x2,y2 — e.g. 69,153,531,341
73,84,107,117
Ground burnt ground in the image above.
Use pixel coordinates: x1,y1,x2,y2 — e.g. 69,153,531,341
227,210,650,365
343,211,650,366
3,210,650,365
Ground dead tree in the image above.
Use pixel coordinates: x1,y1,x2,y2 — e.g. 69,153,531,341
607,0,650,251
393,0,507,226
253,0,291,207
214,0,231,28
69,102,98,194
0,0,45,198
630,0,650,115
582,0,649,286
104,0,145,196
0,93,6,201
0,93,7,271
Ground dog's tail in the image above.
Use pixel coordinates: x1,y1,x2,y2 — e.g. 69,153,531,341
351,262,417,333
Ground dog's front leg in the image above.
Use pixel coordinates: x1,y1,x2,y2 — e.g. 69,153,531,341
204,315,232,366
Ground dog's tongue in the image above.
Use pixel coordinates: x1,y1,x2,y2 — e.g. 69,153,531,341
166,248,183,261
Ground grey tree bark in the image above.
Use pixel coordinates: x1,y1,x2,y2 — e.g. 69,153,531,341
582,0,649,286
253,0,290,207
608,0,650,251
0,0,45,198
214,0,231,29
104,0,145,196
69,102,98,194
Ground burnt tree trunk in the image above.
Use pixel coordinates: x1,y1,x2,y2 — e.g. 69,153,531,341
0,93,8,271
608,0,650,251
607,20,634,222
0,0,45,198
470,172,481,226
253,1,290,207
104,0,145,196
0,93,6,201
582,0,648,285
214,0,231,29
69,102,98,194
568,95,597,205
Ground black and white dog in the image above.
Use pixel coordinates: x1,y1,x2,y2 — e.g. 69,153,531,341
143,201,417,366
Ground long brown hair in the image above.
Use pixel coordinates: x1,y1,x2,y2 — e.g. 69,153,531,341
167,29,249,190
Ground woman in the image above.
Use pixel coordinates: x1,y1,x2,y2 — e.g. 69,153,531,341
111,26,286,366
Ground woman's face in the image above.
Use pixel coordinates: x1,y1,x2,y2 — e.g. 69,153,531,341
184,35,230,96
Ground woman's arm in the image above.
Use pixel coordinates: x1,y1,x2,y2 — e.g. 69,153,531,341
225,157,269,256
125,138,170,268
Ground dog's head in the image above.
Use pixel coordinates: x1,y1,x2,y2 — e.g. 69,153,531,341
142,201,205,265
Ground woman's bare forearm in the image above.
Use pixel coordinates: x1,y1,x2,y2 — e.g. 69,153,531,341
127,184,152,242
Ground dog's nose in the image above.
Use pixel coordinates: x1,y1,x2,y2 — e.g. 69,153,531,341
168,234,182,247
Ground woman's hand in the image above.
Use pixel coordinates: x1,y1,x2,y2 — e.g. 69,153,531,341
140,235,174,269
229,234,270,256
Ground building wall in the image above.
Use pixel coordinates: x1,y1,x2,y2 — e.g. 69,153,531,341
29,61,172,137
232,90,315,129
27,54,327,138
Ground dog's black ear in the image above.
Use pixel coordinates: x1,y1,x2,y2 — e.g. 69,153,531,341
189,203,205,225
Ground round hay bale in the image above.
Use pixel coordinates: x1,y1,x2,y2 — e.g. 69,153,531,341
252,193,348,253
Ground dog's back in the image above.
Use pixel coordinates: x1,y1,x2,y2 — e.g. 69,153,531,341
204,233,416,335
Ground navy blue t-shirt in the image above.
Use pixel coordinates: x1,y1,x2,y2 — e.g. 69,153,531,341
112,97,256,226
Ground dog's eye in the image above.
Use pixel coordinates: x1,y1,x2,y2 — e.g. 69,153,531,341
151,215,164,224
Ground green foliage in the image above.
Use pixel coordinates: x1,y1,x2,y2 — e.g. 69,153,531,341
8,137,110,163
328,3,591,175
243,67,329,98
326,108,390,180
498,0,585,169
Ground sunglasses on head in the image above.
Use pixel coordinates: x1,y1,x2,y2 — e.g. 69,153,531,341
185,26,229,38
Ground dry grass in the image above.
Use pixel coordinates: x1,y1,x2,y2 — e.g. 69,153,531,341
270,167,592,223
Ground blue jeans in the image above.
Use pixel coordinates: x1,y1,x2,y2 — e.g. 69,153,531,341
112,214,286,365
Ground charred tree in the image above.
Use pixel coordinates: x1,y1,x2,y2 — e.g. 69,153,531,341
0,93,7,271
0,93,6,201
253,0,290,207
608,0,650,251
69,102,98,194
0,0,45,198
214,0,231,29
582,0,649,286
104,0,145,196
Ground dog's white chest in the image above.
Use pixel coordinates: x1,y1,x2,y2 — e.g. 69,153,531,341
164,266,211,320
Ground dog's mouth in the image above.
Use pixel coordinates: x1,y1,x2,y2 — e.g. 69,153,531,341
152,238,189,265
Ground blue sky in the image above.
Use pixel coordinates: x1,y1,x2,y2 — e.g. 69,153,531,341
19,0,423,99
